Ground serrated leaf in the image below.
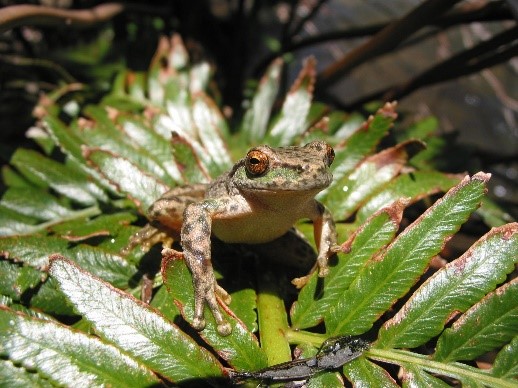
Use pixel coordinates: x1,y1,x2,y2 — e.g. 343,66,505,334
49,256,224,383
0,206,39,236
0,261,25,300
492,335,518,379
149,284,181,323
324,141,418,219
241,58,283,142
325,173,490,336
0,307,160,387
119,117,183,183
433,276,518,362
162,254,268,371
43,115,85,164
324,102,397,186
291,199,406,329
11,149,101,206
50,212,136,242
401,364,451,387
0,236,136,288
342,357,398,386
377,223,518,350
356,171,461,222
1,187,74,221
0,359,54,388
81,106,174,184
30,277,74,316
84,147,169,213
191,93,232,174
267,57,316,146
170,132,211,183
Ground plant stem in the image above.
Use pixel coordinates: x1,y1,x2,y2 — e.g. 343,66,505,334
255,261,291,366
369,348,515,388
285,329,327,348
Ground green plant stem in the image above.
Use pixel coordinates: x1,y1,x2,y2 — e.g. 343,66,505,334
285,329,327,348
255,261,291,366
369,348,515,388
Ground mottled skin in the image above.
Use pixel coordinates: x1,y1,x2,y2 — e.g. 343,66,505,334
127,141,338,335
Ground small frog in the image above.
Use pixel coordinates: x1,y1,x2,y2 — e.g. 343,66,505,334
125,141,338,335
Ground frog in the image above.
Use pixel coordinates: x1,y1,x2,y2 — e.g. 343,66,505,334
124,140,338,336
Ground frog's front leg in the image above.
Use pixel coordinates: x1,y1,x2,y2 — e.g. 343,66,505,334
309,201,338,277
181,197,250,336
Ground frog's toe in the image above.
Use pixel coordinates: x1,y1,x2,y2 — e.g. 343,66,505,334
215,283,231,305
192,316,206,331
217,321,232,336
318,266,329,277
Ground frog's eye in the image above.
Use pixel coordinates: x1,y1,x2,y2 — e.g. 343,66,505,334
245,150,269,176
325,144,335,167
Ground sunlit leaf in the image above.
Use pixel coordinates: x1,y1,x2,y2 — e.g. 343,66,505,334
491,335,518,379
433,276,518,362
356,171,461,222
84,147,169,213
291,199,406,329
241,58,283,142
342,357,398,387
267,57,316,146
377,223,518,350
0,359,53,388
49,256,225,383
162,254,268,371
0,307,160,387
325,173,490,335
11,149,102,206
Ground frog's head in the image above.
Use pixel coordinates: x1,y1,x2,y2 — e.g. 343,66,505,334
231,141,334,192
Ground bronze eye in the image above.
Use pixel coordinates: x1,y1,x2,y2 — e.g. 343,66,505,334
245,149,269,176
325,144,335,166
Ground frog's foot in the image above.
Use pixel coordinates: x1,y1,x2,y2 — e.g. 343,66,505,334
192,276,232,336
121,224,172,255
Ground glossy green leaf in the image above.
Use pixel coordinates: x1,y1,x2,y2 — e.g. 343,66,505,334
324,142,415,219
492,335,518,379
241,58,283,142
378,223,518,350
0,359,53,388
291,199,406,329
50,212,137,242
325,173,490,335
0,261,26,300
0,206,39,236
0,236,136,288
49,256,224,383
11,149,101,206
267,57,316,146
149,284,181,323
119,117,182,183
1,187,74,221
84,147,169,213
356,171,461,222
43,115,85,164
29,277,74,316
342,357,398,387
81,106,174,184
0,307,160,387
434,276,518,362
401,364,451,387
170,132,211,183
325,102,396,185
162,255,268,371
191,93,232,174
2,165,34,189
